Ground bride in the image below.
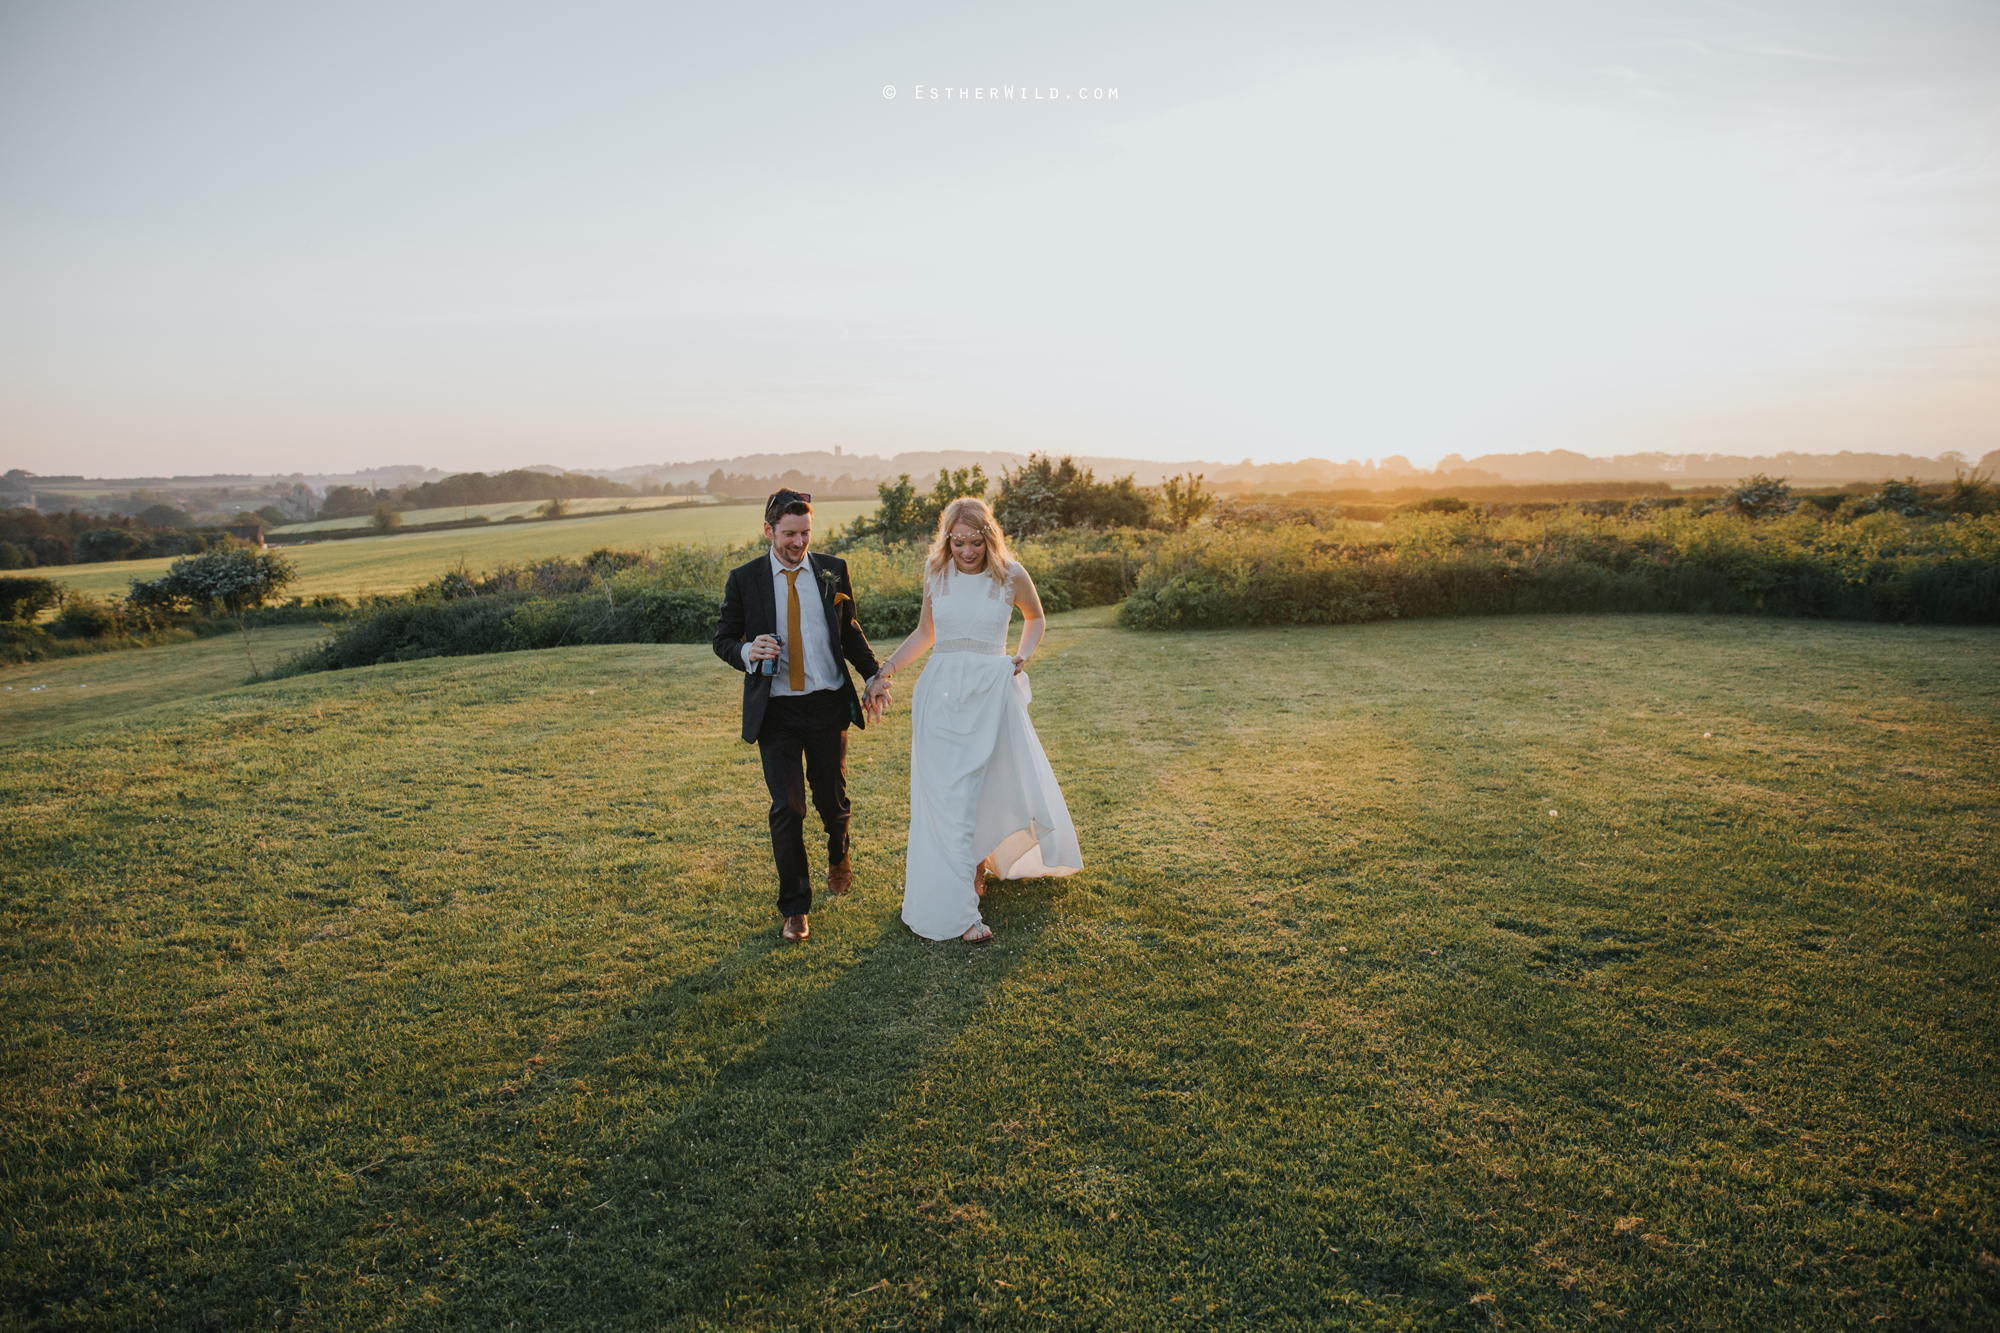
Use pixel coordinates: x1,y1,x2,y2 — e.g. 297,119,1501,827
874,498,1083,942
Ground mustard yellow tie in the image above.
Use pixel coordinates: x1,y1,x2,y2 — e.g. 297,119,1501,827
784,568,804,691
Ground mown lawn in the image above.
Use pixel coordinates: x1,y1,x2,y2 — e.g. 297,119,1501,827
2,611,1994,1330
0,626,334,745
40,500,876,604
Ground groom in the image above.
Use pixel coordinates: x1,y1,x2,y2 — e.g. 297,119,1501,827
713,489,891,943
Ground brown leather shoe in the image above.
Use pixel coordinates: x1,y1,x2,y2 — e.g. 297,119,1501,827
828,859,853,896
781,913,810,942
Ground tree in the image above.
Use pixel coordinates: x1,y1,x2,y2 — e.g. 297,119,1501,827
320,485,400,519
538,496,569,519
372,506,404,531
390,469,636,511
841,466,987,547
1159,473,1215,531
138,502,193,531
993,454,1152,536
73,527,148,563
0,576,60,621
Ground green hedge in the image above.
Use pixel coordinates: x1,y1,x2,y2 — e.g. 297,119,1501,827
272,586,931,676
1116,510,2000,629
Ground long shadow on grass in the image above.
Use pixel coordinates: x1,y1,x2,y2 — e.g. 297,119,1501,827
445,888,1051,1328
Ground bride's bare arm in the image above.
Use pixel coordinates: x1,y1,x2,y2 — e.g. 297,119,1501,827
878,588,937,681
1010,564,1045,673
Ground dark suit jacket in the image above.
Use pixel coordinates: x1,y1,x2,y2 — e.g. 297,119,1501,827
713,551,882,743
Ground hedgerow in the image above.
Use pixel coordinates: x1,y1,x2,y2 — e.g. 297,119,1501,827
270,494,1998,678
1116,506,2000,629
269,535,1149,676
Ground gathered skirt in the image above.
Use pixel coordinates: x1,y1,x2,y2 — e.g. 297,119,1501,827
900,653,1082,940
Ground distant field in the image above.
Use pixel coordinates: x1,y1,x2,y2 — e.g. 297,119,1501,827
2,612,1993,1329
274,494,715,535
41,500,876,603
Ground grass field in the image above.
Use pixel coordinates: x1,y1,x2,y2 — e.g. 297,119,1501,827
273,495,717,536
0,625,335,745
2,611,1995,1330
39,501,876,605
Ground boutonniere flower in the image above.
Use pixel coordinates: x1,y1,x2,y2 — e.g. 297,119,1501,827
817,567,839,594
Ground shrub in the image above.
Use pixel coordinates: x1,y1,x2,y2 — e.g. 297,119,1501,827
278,597,525,671
1014,528,1166,611
372,507,403,532
1938,471,1998,517
1709,474,1796,520
1159,473,1215,530
54,596,119,639
127,545,299,618
0,539,33,569
1040,551,1135,606
0,576,60,622
1857,478,1931,518
273,586,725,674
858,590,924,640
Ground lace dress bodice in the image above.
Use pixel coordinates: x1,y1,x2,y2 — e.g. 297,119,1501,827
928,563,1018,656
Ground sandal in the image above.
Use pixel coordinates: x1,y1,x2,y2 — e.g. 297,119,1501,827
962,922,994,944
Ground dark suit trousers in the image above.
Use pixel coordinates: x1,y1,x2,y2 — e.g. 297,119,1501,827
757,690,851,917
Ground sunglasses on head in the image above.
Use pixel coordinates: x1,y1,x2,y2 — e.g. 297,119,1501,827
765,491,813,523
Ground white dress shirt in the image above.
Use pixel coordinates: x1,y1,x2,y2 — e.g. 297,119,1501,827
740,549,844,695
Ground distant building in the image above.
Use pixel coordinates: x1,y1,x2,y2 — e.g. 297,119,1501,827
224,523,266,548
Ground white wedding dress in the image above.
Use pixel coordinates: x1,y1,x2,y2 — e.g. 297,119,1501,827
901,562,1083,940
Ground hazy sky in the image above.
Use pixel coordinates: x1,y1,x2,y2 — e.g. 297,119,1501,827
2,0,1996,476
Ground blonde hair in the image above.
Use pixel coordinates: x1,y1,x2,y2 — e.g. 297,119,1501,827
925,497,1015,583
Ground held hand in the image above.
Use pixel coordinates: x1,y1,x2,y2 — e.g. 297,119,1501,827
863,673,893,721
748,634,782,664
1010,654,1028,675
